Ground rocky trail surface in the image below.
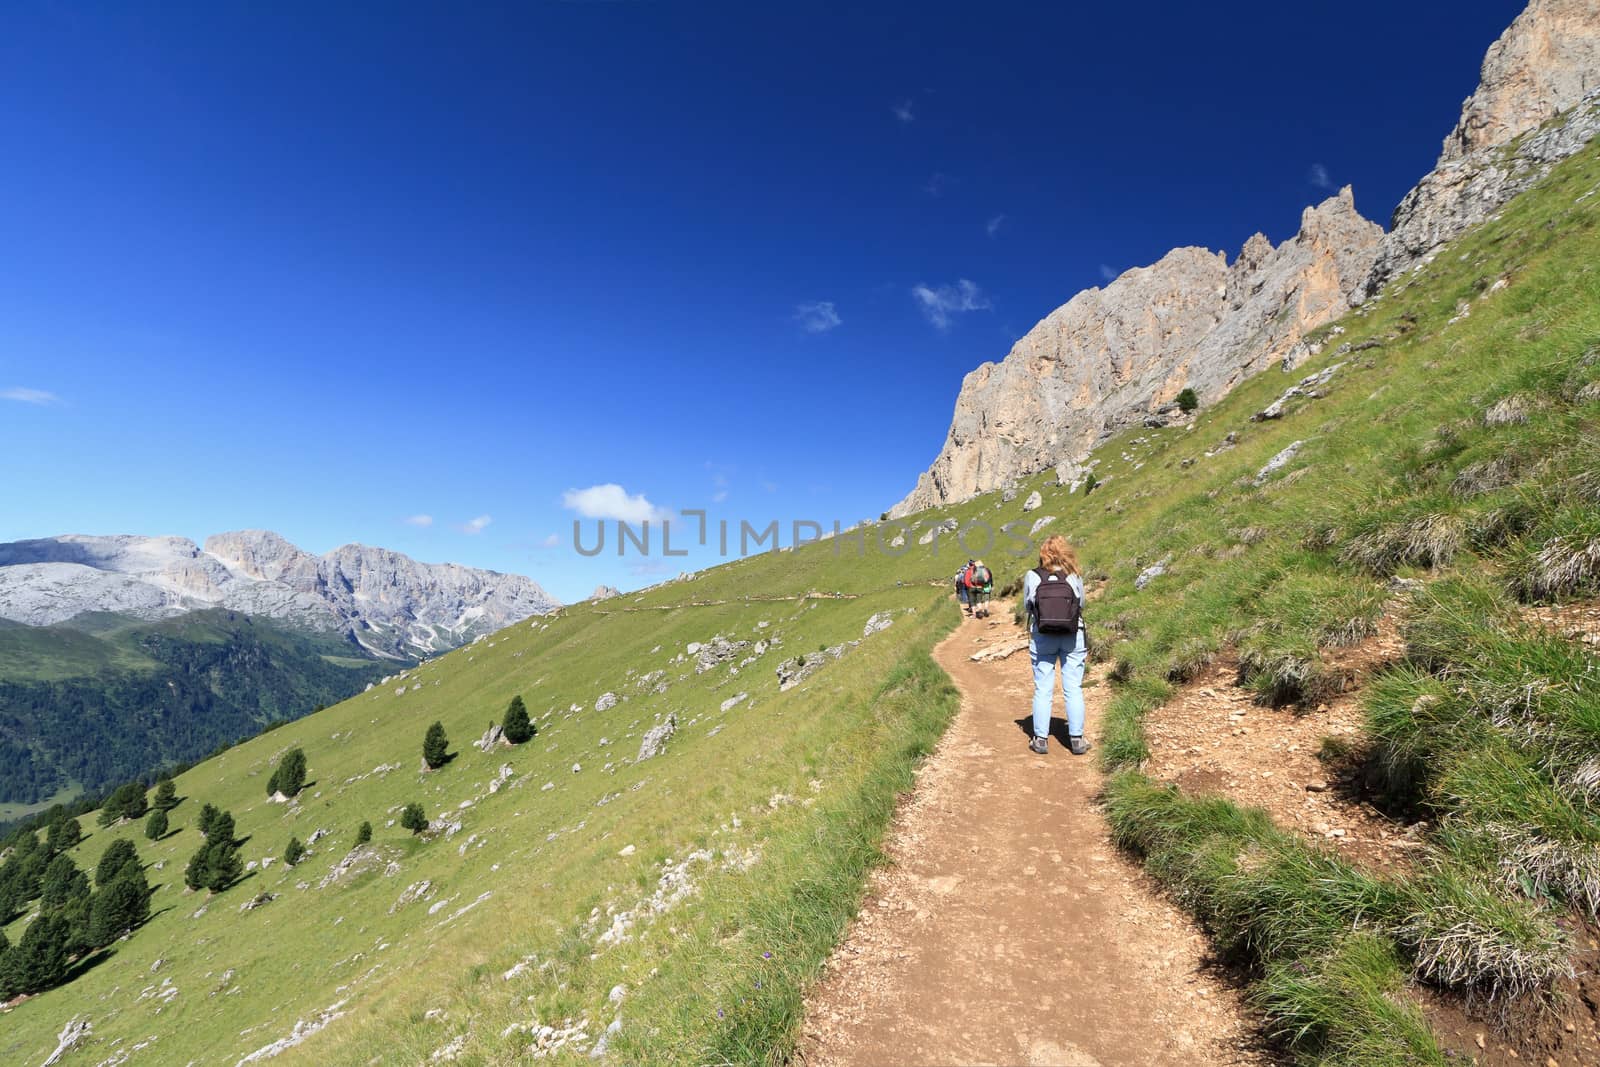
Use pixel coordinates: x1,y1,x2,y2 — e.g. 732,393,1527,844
799,606,1266,1067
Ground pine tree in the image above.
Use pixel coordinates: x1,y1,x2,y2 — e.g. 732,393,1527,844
44,813,81,855
283,836,305,866
145,809,169,841
95,839,139,889
267,748,308,798
355,821,372,846
503,695,535,744
400,802,428,835
1176,387,1199,413
6,913,69,994
184,840,242,894
205,841,243,893
422,722,450,769
89,866,151,946
0,928,11,1000
40,854,89,910
197,803,221,840
152,778,178,811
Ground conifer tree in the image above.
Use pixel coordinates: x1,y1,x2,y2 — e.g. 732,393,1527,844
400,802,428,834
197,803,221,840
4,913,69,994
267,748,308,798
355,821,372,846
40,854,89,910
95,839,139,889
283,836,305,866
89,866,151,946
44,813,81,855
145,809,169,841
503,695,535,744
423,721,450,769
152,777,178,811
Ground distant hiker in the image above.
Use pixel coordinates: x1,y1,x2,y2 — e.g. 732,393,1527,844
1023,535,1089,756
954,567,972,615
963,559,993,618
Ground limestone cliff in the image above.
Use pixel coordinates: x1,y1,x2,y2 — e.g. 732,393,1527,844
1363,0,1600,295
890,189,1380,516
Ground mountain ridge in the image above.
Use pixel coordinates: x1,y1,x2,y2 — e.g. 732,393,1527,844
0,530,559,659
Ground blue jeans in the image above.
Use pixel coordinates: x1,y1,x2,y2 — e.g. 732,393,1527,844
1031,628,1086,740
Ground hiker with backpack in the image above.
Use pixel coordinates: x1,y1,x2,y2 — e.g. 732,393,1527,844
963,559,993,618
954,567,972,615
1023,535,1090,756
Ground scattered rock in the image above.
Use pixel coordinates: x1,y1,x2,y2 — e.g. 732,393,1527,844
719,692,749,713
1253,440,1306,486
862,611,894,638
1029,515,1056,537
1253,364,1344,421
1022,491,1044,512
473,724,506,751
594,692,618,713
1135,557,1172,591
1484,393,1531,426
637,715,677,761
42,1015,91,1066
239,891,276,912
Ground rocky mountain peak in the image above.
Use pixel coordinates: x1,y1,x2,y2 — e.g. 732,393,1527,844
1439,0,1600,163
0,531,560,658
891,188,1380,516
1363,0,1600,295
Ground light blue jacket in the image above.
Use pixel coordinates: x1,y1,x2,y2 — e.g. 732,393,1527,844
1022,568,1085,634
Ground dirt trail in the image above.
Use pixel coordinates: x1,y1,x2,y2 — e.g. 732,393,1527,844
799,609,1266,1067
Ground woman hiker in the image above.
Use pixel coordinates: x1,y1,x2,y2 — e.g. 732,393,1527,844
1023,535,1090,756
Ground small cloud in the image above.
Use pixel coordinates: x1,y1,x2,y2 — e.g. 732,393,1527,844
985,214,1006,237
794,300,841,333
1308,162,1333,190
712,489,729,504
911,279,992,330
403,514,433,527
891,99,915,123
562,483,672,524
540,533,560,548
458,514,492,535
1098,264,1118,283
2,387,59,405
922,172,954,197
762,480,778,494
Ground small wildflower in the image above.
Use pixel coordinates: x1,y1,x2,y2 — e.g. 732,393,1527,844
762,952,772,959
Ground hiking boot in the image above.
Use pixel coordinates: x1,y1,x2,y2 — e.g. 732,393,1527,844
1068,735,1092,756
1028,736,1048,755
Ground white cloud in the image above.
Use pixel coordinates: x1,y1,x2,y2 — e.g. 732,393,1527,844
892,99,915,123
986,214,1006,237
2,387,59,405
1308,162,1333,190
540,533,560,548
561,483,672,524
922,172,952,197
403,514,433,527
1098,264,1118,283
712,489,729,504
458,514,492,535
794,301,841,333
912,279,992,330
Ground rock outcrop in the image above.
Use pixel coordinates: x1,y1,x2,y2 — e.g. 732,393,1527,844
1362,0,1600,295
0,531,559,657
892,190,1380,515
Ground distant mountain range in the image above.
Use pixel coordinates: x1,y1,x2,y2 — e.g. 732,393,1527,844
0,530,560,659
0,531,560,808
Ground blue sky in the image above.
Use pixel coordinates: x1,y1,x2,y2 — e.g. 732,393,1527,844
1,1,1523,602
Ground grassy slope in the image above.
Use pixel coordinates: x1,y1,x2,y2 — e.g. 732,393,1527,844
5,135,1596,1066
1,549,986,1063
